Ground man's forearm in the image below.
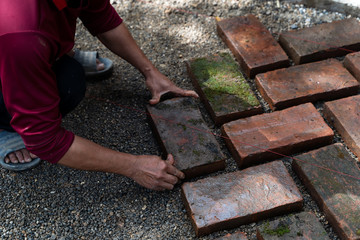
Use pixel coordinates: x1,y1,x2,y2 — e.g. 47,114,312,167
97,23,156,78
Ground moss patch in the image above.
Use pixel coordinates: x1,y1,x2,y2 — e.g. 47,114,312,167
190,53,259,113
263,222,290,237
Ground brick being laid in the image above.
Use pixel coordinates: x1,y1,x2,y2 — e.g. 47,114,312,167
292,143,360,240
146,97,226,179
255,58,359,110
323,94,360,158
221,103,334,168
344,51,360,81
181,160,303,237
216,14,289,78
279,18,360,65
186,52,262,126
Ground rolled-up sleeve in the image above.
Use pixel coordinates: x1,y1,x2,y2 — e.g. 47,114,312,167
0,32,74,163
80,1,123,36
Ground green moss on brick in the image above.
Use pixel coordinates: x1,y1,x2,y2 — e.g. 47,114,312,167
263,222,290,237
190,53,259,113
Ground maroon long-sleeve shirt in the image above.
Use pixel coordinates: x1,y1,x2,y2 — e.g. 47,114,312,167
0,0,122,163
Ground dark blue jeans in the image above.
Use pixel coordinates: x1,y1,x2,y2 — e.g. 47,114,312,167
0,55,86,131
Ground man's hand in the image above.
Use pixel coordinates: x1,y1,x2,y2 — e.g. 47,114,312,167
129,154,185,191
145,69,198,105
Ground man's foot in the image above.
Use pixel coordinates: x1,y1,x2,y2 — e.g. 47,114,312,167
0,130,38,165
67,50,105,71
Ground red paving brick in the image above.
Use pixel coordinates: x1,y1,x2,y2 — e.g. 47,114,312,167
344,51,360,81
214,231,248,240
186,52,262,125
256,212,330,239
323,95,360,158
255,59,359,110
221,103,334,168
146,97,226,179
292,143,360,240
279,18,360,64
181,160,303,237
216,14,289,78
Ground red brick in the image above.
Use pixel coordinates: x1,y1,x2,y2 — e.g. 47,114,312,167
323,95,360,158
186,53,262,125
279,18,360,65
214,231,248,240
255,59,359,110
256,212,330,239
221,103,334,168
181,161,303,237
344,51,360,81
216,14,289,78
292,143,360,240
146,97,226,179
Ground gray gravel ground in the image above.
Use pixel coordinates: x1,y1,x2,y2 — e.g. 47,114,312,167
1,1,359,239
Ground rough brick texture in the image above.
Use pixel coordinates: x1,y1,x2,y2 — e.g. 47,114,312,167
186,52,262,125
323,95,360,158
255,59,359,110
182,160,303,237
256,212,330,240
292,143,360,240
214,231,248,240
146,97,226,179
344,51,360,81
221,103,334,168
216,14,289,78
279,18,360,64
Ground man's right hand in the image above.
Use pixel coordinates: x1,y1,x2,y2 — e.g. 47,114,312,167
129,154,185,191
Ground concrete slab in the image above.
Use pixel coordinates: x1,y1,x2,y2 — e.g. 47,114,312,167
255,58,359,110
221,103,334,168
216,14,289,78
182,161,303,237
323,94,360,158
146,97,226,179
292,143,360,240
186,52,262,126
279,18,360,64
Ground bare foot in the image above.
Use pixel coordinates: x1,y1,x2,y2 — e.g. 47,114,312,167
0,130,38,164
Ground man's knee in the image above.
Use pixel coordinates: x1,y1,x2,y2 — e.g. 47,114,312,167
54,55,86,116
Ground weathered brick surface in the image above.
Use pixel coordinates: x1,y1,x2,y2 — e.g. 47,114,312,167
221,103,334,168
279,18,360,64
216,14,289,78
255,59,359,110
181,160,303,237
344,51,360,81
214,231,248,240
146,97,226,179
323,95,360,158
256,212,330,240
186,53,262,125
292,143,360,240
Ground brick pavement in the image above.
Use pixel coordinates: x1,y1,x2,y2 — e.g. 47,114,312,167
279,18,360,64
221,103,334,168
146,15,360,238
255,59,359,110
323,95,360,158
292,144,360,240
256,212,330,240
181,161,303,236
186,52,262,125
216,14,289,78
